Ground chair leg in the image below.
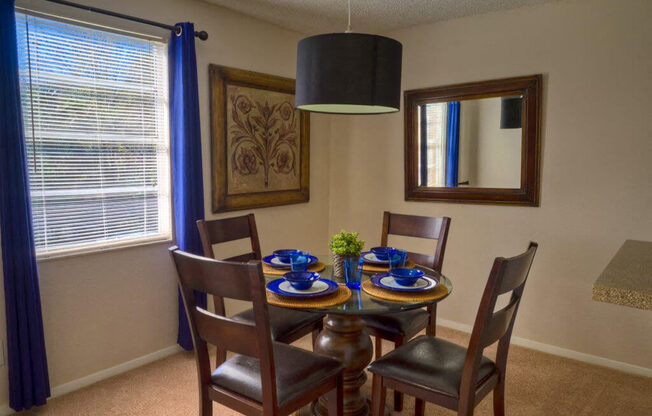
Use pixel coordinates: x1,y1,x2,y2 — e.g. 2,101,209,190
427,304,437,336
326,374,343,416
415,398,425,416
393,338,404,411
312,328,319,350
200,389,213,416
215,348,226,368
371,373,386,416
375,336,382,359
493,378,505,416
312,319,323,350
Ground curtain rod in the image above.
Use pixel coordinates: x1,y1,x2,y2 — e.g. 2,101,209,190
40,0,209,40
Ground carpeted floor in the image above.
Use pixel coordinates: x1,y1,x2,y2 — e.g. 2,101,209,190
23,326,652,416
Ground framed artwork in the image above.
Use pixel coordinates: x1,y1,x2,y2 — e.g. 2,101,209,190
209,65,310,212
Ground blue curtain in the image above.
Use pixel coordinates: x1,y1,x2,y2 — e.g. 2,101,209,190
169,22,207,351
445,101,460,187
0,0,50,410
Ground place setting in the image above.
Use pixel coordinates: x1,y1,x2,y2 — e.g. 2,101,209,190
264,249,351,308
360,246,416,273
261,249,326,275
360,247,448,302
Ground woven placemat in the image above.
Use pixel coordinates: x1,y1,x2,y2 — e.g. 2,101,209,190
361,278,448,302
262,261,326,276
266,285,352,308
362,259,415,273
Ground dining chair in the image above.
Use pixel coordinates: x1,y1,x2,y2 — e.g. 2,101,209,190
361,211,451,410
369,242,538,416
170,247,344,416
197,215,324,365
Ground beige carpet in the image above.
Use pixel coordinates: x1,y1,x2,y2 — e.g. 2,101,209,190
23,327,652,416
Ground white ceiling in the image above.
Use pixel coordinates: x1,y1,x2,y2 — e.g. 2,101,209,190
204,0,557,34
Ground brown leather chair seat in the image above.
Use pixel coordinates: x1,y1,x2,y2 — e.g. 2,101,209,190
368,336,496,398
362,309,429,338
211,342,344,407
232,306,325,342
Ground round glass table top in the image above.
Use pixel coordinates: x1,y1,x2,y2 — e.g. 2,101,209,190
263,254,453,315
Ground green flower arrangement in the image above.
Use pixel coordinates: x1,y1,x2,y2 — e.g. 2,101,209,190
329,230,365,257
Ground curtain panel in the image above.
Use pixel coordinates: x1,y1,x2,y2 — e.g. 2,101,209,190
169,22,207,351
0,0,50,410
445,101,461,188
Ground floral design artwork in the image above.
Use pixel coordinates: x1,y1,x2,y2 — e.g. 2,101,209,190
226,85,300,194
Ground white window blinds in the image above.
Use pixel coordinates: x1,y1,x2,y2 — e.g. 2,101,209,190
15,13,171,256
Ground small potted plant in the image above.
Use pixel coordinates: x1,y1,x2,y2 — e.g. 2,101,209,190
330,230,365,280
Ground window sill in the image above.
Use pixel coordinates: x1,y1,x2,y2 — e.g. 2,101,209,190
36,234,173,262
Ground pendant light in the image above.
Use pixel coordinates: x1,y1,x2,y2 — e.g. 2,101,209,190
295,0,402,114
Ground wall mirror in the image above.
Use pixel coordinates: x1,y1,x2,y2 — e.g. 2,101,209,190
404,75,541,206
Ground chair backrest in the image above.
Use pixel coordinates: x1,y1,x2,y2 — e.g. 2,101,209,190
197,214,262,262
459,242,538,407
169,247,277,408
381,211,451,272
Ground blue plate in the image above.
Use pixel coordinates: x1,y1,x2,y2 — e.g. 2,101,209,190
266,278,338,298
263,254,318,269
370,273,438,292
361,251,389,265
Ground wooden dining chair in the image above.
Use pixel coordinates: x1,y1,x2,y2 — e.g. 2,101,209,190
369,242,538,416
170,247,344,416
197,215,324,365
361,211,451,410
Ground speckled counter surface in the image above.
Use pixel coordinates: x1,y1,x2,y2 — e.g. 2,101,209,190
592,240,652,310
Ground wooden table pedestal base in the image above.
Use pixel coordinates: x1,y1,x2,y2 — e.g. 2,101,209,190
313,314,373,416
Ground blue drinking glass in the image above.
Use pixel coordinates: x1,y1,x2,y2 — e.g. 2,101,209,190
388,249,407,269
290,252,310,272
343,256,362,289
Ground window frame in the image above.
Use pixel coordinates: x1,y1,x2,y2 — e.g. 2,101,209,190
15,10,173,260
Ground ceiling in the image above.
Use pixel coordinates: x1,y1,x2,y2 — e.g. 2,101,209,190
204,0,557,34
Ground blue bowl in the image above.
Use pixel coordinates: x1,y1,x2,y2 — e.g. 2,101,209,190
273,249,303,263
390,268,424,286
283,271,321,290
371,246,395,261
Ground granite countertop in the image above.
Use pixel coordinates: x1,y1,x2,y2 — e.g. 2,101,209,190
592,240,652,310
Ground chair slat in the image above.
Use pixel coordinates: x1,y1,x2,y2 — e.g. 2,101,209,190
406,252,435,269
200,216,252,244
226,252,259,262
171,249,255,301
497,246,537,295
481,300,518,348
193,309,259,358
387,213,444,240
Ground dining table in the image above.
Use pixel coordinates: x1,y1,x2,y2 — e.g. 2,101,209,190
263,254,453,416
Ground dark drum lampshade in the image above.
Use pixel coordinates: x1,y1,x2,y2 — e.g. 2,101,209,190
296,33,402,114
500,96,523,129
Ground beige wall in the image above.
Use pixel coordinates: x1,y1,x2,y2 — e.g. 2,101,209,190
1,0,331,407
328,0,652,369
474,98,522,188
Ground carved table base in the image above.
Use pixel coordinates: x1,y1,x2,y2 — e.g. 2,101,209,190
313,314,373,416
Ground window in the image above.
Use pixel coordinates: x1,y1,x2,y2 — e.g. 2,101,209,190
418,103,447,187
15,13,171,257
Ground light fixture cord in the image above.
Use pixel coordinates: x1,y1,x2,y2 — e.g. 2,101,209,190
345,0,352,33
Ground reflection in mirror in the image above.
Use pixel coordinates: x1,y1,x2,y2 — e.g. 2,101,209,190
417,96,523,189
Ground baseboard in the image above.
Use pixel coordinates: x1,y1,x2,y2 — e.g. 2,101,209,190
0,344,182,416
437,318,652,378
